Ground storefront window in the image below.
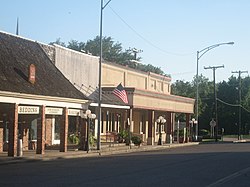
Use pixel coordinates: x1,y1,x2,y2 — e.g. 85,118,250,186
140,115,146,134
54,117,60,140
101,112,104,133
30,119,37,140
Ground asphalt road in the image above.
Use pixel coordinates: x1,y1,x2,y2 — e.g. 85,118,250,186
1,143,250,187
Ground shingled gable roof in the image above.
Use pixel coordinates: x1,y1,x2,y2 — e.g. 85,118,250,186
0,31,89,100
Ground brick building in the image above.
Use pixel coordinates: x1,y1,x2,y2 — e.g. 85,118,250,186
0,31,89,157
0,30,195,157
49,42,195,145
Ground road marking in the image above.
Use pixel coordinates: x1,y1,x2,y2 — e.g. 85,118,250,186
206,167,250,187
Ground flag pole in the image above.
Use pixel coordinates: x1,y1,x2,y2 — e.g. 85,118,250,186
16,17,19,35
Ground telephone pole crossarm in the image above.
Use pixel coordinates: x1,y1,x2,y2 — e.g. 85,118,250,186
204,65,224,142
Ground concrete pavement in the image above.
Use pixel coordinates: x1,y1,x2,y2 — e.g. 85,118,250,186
0,142,199,165
2,137,249,165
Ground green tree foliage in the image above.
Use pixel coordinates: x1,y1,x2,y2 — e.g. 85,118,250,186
49,38,66,47
171,80,194,98
171,79,195,121
172,74,250,135
172,75,213,124
216,78,238,134
49,36,167,76
67,40,85,51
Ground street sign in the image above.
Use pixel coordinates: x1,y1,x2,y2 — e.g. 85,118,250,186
18,106,39,114
210,119,216,127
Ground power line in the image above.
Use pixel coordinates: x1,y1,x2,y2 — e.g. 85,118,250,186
217,98,250,114
108,5,194,57
217,98,239,107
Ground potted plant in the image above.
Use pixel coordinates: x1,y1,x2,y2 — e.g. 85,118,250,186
179,129,185,143
131,136,142,146
117,129,128,143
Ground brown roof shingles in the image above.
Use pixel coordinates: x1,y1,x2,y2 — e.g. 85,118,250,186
0,31,88,100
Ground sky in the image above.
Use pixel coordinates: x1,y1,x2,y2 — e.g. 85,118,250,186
1,0,250,83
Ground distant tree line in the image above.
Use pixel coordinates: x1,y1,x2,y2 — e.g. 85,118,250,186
171,75,250,135
49,36,168,76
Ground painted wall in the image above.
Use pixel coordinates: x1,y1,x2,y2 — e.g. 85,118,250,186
54,45,99,97
102,63,172,95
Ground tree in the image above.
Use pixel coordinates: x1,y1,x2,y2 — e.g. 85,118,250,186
172,74,250,135
84,36,137,64
217,78,238,134
49,38,66,47
171,79,194,98
171,80,195,121
67,40,85,51
49,36,167,75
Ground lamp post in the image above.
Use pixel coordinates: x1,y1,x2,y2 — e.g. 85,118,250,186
189,118,197,141
97,0,111,151
196,42,234,141
82,109,96,153
156,116,166,145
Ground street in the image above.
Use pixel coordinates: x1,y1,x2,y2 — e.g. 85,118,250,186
1,143,250,187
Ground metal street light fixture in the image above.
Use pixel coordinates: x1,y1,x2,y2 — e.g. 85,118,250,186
156,116,166,145
82,109,96,153
97,0,111,151
189,118,197,141
195,42,234,141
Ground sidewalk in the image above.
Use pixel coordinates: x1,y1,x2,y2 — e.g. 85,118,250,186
0,142,199,165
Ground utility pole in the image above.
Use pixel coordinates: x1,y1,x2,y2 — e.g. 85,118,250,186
129,48,143,60
97,0,111,150
16,17,19,35
204,65,224,142
232,70,248,140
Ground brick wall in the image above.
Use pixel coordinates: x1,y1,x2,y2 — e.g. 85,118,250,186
45,118,52,146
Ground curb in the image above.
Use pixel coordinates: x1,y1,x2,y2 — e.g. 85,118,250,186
0,142,200,165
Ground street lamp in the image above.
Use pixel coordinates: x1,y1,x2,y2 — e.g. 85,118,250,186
97,0,111,151
196,42,234,141
82,109,96,153
189,118,197,141
156,116,166,145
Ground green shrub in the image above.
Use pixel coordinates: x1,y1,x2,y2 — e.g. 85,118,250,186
68,134,80,144
118,129,129,143
89,133,97,147
131,136,142,146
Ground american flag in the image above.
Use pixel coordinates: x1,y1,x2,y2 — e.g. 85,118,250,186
113,83,128,104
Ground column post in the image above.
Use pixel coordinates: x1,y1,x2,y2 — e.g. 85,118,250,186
0,122,3,152
60,107,68,152
166,112,172,143
147,110,155,145
8,103,18,157
37,105,45,154
186,114,190,142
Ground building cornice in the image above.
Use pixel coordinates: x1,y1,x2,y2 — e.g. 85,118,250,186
0,91,89,106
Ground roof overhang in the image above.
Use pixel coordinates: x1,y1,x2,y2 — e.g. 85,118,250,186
90,102,130,109
0,91,89,109
132,89,195,113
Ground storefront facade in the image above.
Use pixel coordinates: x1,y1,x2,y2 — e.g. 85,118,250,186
102,62,195,144
0,31,89,156
49,44,194,145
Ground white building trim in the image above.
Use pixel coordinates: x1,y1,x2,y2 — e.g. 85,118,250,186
0,91,89,109
90,102,130,109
